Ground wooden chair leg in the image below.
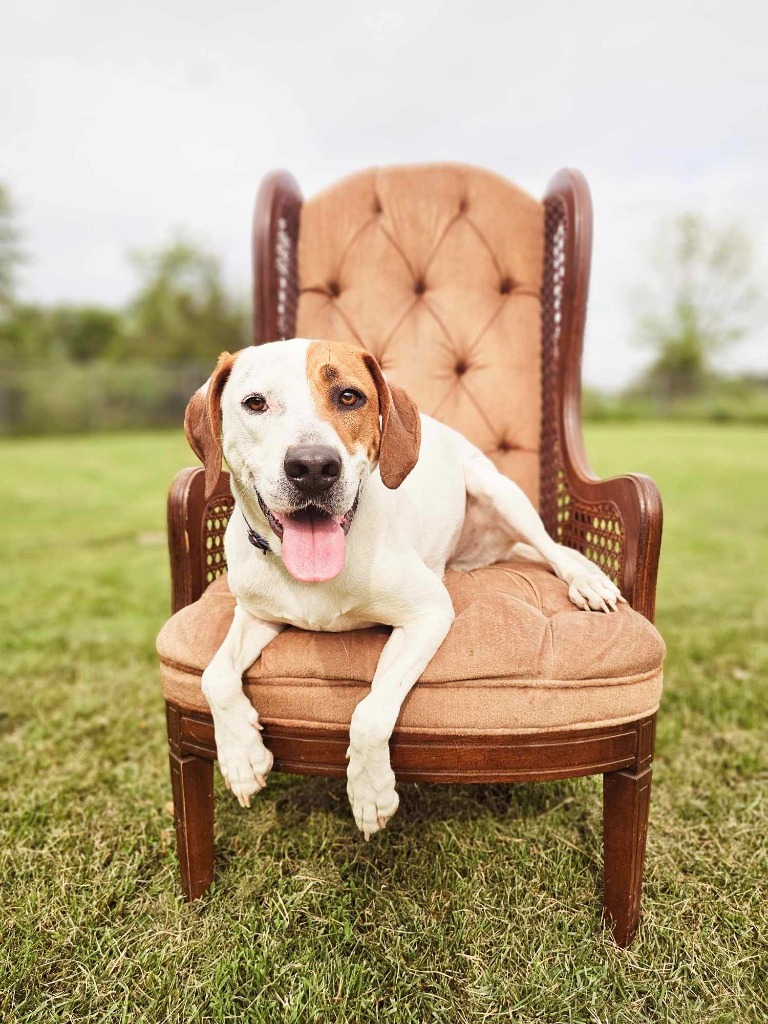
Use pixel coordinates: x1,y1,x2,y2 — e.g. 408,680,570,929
602,765,652,946
169,750,215,901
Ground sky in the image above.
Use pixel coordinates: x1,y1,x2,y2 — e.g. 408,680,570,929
2,0,767,389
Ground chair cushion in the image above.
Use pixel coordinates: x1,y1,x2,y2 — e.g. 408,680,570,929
157,563,664,736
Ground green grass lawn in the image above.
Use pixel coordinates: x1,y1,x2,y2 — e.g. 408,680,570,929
1,424,766,1023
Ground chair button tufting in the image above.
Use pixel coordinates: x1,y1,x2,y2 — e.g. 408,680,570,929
454,360,468,376
499,277,514,295
372,197,383,214
414,279,426,295
459,197,468,213
327,281,341,297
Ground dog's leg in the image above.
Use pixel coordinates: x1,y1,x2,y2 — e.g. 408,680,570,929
347,587,455,840
202,604,284,807
464,455,624,612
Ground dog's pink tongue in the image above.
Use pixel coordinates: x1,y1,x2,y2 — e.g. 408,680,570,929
280,509,346,582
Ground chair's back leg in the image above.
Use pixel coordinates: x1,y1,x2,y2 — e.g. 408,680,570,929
603,764,653,946
169,750,215,901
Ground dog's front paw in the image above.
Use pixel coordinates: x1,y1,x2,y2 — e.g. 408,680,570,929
214,703,274,808
346,743,399,840
567,570,625,613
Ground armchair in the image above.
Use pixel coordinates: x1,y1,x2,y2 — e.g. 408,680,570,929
159,164,663,946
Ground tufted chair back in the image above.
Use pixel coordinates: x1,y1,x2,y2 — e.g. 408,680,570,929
253,162,590,544
184,165,663,622
293,165,544,504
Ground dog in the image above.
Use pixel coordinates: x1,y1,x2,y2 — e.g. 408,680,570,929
184,338,624,839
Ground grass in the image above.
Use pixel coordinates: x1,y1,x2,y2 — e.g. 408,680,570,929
1,423,766,1023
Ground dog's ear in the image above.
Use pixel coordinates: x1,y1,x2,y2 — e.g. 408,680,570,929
363,353,421,488
184,351,239,498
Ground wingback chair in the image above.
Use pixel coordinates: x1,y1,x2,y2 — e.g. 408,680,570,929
157,164,664,946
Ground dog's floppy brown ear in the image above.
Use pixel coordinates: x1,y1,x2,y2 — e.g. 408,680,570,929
184,351,239,498
363,353,421,488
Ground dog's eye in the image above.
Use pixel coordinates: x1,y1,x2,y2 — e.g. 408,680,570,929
338,389,364,408
243,394,267,413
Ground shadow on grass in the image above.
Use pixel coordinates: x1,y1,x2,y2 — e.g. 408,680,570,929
223,771,592,830
211,770,602,882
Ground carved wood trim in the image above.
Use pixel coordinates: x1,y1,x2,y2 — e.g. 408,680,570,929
252,169,303,344
168,702,655,785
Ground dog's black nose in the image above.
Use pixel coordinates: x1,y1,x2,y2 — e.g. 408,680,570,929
284,444,342,496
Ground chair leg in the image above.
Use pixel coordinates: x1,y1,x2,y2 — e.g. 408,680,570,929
169,750,215,901
603,765,652,946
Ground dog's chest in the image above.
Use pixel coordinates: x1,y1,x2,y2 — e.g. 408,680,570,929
287,610,375,632
268,601,376,632
235,566,377,632
274,594,375,632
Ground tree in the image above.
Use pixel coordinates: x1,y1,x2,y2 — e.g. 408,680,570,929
631,213,761,399
0,218,250,368
124,236,249,363
0,183,23,315
0,304,124,364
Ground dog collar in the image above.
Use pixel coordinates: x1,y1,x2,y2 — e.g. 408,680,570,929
242,511,271,554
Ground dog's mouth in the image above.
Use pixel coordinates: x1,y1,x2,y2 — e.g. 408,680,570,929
257,490,359,583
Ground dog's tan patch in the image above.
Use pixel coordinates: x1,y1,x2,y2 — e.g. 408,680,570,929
306,341,382,461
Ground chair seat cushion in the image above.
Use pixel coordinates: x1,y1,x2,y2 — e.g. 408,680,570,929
157,562,664,735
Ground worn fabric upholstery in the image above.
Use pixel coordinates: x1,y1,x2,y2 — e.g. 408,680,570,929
158,568,665,735
296,164,544,504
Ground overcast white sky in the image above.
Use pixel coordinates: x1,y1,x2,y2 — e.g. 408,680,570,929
3,0,767,388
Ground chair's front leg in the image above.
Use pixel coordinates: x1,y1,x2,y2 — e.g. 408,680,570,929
168,747,215,901
603,763,653,946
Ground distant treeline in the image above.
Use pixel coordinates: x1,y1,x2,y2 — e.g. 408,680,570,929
0,238,249,368
583,378,768,425
1,187,253,433
1,183,765,434
0,238,252,434
0,362,214,435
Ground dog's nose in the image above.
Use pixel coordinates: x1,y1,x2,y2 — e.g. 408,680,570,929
284,444,342,496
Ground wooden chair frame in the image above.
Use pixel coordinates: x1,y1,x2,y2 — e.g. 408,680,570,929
165,167,663,946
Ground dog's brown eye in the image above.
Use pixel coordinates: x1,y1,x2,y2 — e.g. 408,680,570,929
338,389,364,408
243,394,267,413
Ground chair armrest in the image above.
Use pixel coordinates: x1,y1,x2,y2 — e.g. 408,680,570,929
558,459,663,622
167,468,234,613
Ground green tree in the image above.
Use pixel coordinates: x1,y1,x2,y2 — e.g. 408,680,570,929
124,236,249,363
0,183,23,314
0,304,124,364
49,305,125,362
631,213,761,399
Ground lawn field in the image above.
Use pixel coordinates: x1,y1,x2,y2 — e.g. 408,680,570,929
1,424,766,1023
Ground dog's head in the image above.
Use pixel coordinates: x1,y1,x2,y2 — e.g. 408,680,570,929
184,338,420,583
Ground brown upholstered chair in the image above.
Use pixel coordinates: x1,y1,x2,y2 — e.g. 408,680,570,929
158,164,664,947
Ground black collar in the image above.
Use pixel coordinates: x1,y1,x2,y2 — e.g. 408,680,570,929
242,511,271,554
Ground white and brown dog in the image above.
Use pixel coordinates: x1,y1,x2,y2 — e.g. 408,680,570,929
185,339,623,839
